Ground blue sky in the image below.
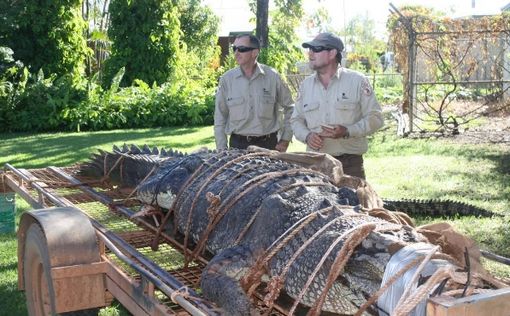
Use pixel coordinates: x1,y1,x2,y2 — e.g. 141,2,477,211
204,0,510,37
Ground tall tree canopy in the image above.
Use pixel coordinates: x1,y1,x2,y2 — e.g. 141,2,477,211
178,0,220,54
0,0,89,77
102,0,182,87
248,0,304,75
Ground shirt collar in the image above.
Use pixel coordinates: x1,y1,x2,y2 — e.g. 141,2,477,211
313,65,343,82
235,62,265,78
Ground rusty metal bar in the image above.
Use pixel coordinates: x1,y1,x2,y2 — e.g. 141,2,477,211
47,167,218,315
4,163,69,208
96,231,209,316
5,164,217,315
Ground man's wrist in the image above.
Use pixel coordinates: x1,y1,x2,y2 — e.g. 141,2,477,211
305,132,312,143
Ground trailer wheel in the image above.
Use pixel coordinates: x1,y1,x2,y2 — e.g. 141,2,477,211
23,222,100,316
24,223,56,316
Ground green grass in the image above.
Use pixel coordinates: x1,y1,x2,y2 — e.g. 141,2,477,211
1,121,509,314
0,233,27,315
0,126,218,169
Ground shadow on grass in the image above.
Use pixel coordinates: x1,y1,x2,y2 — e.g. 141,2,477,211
0,282,27,316
370,121,510,211
0,127,214,169
0,233,27,316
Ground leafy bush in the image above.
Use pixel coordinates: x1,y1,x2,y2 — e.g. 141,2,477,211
1,69,87,132
0,0,221,133
0,62,216,133
62,67,216,132
373,73,404,105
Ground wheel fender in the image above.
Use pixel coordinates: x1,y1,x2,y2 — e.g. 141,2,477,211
18,206,100,290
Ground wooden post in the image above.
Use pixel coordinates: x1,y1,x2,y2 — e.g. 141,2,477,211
408,32,417,133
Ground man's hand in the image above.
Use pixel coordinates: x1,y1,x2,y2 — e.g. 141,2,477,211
319,125,348,139
306,132,323,150
275,140,290,152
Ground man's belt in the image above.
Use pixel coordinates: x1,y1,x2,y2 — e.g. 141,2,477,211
333,153,362,159
231,132,276,142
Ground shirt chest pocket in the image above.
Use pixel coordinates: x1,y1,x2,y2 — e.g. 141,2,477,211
227,96,246,121
258,94,276,119
333,101,359,125
303,102,321,129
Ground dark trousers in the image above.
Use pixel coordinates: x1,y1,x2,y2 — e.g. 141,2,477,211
333,154,366,179
229,132,278,150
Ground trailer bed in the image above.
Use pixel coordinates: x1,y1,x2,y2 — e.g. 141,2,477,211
3,163,510,316
1,164,291,315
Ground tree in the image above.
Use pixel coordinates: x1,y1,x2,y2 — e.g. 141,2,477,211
103,0,181,87
82,0,111,76
305,6,336,34
342,14,386,72
256,0,269,47
177,0,219,53
247,0,304,75
0,0,89,77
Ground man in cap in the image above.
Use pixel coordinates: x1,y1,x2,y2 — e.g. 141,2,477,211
291,32,384,179
214,33,294,152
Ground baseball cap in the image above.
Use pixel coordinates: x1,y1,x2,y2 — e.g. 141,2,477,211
302,32,344,52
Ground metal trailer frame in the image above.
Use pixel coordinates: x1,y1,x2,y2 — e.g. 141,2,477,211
1,163,292,316
2,162,510,316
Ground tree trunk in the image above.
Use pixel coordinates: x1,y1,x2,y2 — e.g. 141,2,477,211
256,0,269,47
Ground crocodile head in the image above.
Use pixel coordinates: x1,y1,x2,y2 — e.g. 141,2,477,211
136,153,208,209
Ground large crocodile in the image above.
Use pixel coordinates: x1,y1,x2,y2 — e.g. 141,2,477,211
80,145,498,316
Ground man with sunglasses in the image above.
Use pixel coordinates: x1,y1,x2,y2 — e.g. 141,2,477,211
214,34,294,152
291,32,384,179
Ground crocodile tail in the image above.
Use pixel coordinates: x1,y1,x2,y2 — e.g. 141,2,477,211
79,144,184,187
382,198,500,218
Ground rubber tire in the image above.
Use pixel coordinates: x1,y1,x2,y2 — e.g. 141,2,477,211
24,223,57,316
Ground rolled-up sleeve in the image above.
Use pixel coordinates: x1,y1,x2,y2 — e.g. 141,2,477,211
214,76,229,149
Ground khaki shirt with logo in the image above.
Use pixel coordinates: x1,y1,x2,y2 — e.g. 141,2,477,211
291,67,384,155
214,62,294,149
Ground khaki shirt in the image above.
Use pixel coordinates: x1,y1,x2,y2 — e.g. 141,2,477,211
291,67,384,155
214,62,294,149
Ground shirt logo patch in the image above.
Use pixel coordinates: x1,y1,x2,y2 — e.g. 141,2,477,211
361,79,373,96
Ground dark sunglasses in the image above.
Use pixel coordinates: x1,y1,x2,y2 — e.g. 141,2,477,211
232,45,257,53
308,46,333,53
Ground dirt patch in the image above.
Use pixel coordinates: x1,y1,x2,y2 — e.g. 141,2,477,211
452,116,510,144
443,100,509,144
387,100,510,145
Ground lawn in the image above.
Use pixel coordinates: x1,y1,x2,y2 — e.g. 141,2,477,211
1,119,509,315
